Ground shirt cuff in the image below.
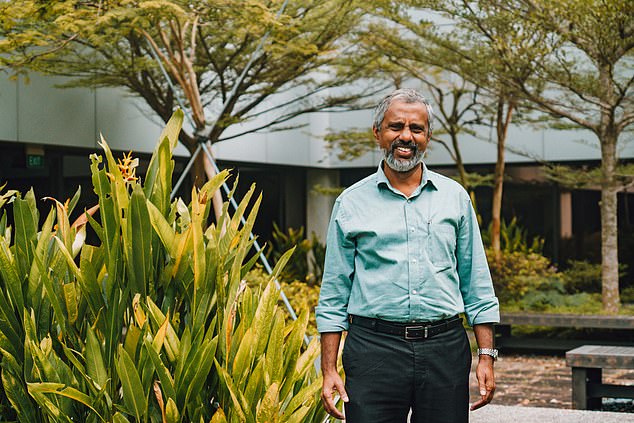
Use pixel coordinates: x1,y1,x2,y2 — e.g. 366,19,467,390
465,300,500,326
315,305,349,333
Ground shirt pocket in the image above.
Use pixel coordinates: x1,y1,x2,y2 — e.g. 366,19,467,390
427,223,457,271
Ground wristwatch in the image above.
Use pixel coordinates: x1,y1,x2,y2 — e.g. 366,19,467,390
477,348,498,360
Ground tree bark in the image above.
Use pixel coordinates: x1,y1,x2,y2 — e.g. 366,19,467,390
599,121,620,314
491,97,514,261
598,60,620,314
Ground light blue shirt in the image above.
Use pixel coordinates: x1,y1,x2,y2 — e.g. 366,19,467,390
316,162,500,333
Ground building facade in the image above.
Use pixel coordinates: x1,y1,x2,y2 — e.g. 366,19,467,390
1,74,633,270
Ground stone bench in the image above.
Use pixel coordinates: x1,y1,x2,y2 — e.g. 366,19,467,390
495,312,634,353
565,345,634,410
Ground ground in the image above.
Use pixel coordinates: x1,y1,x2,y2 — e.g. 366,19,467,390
470,354,634,412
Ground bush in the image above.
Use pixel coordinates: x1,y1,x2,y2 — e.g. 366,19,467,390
487,247,560,302
482,217,544,254
268,224,325,286
0,112,327,422
560,260,628,294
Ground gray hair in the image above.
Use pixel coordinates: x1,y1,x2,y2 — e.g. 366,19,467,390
373,88,434,136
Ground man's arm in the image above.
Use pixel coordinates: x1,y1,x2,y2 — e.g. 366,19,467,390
320,332,348,419
470,323,496,411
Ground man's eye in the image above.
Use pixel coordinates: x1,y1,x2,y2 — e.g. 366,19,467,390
411,127,424,133
389,124,403,130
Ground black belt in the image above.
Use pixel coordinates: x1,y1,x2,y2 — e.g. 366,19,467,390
349,314,462,340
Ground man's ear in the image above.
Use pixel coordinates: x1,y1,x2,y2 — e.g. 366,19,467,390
372,125,380,142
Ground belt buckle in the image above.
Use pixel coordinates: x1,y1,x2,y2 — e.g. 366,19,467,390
404,325,428,340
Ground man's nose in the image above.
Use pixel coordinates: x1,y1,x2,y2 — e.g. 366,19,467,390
399,126,413,141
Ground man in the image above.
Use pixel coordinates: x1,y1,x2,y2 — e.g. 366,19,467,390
316,88,499,422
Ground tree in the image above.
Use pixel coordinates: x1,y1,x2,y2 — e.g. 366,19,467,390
0,0,376,219
455,0,633,313
324,34,493,214
356,1,543,259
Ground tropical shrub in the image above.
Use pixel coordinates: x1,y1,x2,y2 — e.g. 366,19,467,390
486,247,559,302
268,224,325,286
482,217,544,254
0,111,327,422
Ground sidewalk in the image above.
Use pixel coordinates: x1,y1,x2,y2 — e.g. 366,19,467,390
469,404,634,422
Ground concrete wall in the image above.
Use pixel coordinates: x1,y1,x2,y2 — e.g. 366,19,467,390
3,73,631,170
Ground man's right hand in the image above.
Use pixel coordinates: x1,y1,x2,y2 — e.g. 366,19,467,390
321,370,348,420
320,332,349,419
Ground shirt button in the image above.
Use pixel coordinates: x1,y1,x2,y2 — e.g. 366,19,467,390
410,227,415,232
412,258,417,263
407,199,412,203
412,290,417,294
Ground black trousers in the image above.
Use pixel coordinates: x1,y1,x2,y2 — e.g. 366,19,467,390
342,320,471,423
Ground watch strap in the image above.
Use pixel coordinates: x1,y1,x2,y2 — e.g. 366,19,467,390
477,348,498,360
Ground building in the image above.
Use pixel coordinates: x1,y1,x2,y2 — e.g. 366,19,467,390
1,73,633,272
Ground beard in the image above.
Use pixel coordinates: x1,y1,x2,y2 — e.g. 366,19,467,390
382,140,424,173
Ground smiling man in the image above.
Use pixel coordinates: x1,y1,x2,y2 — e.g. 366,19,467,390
316,89,500,422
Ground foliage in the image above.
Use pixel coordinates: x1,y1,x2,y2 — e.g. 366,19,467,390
0,111,326,422
482,217,543,254
243,268,320,335
543,164,634,190
0,0,379,188
487,246,558,302
280,282,321,336
560,260,628,294
268,224,325,286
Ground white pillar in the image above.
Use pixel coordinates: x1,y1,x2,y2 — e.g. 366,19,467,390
560,191,573,239
306,169,340,242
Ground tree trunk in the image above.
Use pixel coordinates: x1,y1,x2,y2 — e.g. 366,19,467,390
491,97,514,261
451,131,481,223
598,60,620,314
599,125,620,314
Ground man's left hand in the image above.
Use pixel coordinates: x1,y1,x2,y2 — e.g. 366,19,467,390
470,355,495,411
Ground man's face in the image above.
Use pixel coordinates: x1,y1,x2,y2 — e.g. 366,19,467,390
373,100,430,173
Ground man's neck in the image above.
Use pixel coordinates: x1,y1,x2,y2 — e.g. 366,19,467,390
383,162,423,198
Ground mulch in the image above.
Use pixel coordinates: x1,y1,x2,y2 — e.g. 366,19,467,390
470,353,634,413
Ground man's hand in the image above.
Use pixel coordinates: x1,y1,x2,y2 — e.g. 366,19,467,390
321,370,348,419
320,332,348,419
471,323,496,411
470,355,495,410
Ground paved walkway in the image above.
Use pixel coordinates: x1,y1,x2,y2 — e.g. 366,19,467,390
469,404,634,422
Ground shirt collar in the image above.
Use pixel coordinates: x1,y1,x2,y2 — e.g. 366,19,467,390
375,161,438,196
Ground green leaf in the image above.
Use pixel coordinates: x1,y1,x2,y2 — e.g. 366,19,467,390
2,368,39,422
142,338,176,402
13,189,38,278
112,412,131,423
63,282,79,324
125,184,153,297
267,310,286,384
0,238,24,311
210,407,228,423
214,360,251,423
231,328,255,384
27,382,105,421
146,199,177,257
165,397,180,423
86,325,108,389
253,279,281,359
116,345,148,420
256,382,279,423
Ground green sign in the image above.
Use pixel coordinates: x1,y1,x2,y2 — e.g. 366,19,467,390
27,154,44,168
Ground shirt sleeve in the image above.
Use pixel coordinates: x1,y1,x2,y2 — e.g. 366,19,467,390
456,197,500,326
315,198,355,333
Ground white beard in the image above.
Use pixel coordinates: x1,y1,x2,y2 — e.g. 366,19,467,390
382,143,424,172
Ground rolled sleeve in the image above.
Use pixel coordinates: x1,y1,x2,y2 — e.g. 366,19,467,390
316,200,355,333
457,197,500,327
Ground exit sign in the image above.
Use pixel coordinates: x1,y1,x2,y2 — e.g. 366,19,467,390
27,154,44,168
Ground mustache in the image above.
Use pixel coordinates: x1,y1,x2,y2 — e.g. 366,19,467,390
390,140,418,152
